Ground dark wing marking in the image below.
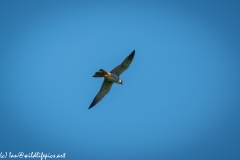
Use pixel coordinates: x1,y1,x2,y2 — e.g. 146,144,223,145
88,79,114,109
111,50,135,76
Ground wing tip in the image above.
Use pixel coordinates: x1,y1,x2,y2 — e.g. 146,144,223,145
132,50,135,54
128,50,135,59
88,102,95,109
88,105,94,109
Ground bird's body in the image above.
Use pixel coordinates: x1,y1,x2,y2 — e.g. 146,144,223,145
88,50,135,109
103,72,120,83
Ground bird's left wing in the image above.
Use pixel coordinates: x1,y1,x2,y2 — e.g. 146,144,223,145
88,79,114,109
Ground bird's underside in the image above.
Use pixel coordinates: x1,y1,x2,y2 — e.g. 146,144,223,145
88,50,135,109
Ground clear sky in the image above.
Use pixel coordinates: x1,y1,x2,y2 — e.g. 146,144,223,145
0,0,240,160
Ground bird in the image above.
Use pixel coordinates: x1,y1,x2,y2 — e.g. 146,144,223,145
88,50,135,109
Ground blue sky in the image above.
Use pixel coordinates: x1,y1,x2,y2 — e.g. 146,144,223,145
0,0,240,160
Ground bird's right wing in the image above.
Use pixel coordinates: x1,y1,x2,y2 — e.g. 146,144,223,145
88,79,114,109
111,50,135,76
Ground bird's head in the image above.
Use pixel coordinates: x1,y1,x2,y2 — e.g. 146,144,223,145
117,79,123,85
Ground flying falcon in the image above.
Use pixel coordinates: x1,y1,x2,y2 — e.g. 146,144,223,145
88,50,135,109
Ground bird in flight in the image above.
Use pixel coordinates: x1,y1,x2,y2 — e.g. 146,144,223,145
88,50,135,109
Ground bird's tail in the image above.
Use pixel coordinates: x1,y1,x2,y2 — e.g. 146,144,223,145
92,69,107,77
